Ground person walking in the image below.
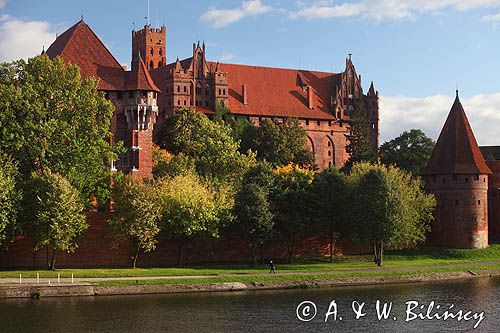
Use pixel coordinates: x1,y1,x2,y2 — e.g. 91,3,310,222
269,260,276,274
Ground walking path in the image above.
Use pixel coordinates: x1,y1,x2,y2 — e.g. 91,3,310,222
1,260,499,286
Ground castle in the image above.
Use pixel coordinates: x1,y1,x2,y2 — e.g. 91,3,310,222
422,92,500,248
44,19,380,178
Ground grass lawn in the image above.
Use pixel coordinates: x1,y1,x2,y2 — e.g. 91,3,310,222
96,263,500,287
1,244,500,279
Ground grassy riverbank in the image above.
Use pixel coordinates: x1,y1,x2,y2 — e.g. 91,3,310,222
1,245,500,280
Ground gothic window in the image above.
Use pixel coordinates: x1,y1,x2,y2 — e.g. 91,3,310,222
184,100,186,106
150,48,154,56
149,60,154,69
159,49,162,56
184,86,187,93
177,85,180,93
223,89,226,95
218,89,221,95
158,61,162,68
178,100,180,106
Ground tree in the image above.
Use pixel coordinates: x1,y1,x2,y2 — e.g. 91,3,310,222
344,101,377,170
157,173,221,265
310,167,347,262
241,118,315,169
108,175,161,268
346,163,435,266
379,129,435,175
156,107,254,182
0,154,22,248
272,164,314,263
22,169,87,270
0,56,121,205
234,182,274,266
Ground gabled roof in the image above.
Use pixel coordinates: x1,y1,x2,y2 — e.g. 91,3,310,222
422,94,492,175
480,146,500,161
124,57,160,92
217,63,340,120
46,20,125,91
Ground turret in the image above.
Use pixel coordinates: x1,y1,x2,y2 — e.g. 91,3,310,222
122,56,160,179
132,24,166,70
422,91,492,248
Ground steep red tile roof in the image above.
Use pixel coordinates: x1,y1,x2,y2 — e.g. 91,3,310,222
216,63,339,120
422,94,492,175
46,20,125,91
124,57,160,92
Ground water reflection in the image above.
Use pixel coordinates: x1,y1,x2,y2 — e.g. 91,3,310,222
1,277,499,332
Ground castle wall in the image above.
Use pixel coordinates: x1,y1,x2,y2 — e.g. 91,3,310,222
0,213,368,269
487,161,500,241
425,173,489,248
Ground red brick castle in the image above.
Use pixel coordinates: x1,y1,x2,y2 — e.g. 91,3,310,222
45,19,380,177
422,92,500,248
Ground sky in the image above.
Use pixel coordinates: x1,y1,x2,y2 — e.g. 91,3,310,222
1,0,499,145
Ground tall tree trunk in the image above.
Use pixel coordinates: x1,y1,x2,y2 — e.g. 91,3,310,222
50,248,57,270
177,238,184,266
329,230,334,263
288,235,296,264
259,242,264,265
378,242,384,266
45,246,50,270
251,235,257,267
132,244,140,269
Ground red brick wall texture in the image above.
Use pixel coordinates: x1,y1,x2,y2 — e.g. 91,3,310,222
0,212,368,269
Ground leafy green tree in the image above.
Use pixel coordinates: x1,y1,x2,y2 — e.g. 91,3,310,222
234,182,274,266
379,129,435,175
310,167,347,262
156,107,254,182
213,100,252,141
22,169,87,270
108,175,162,268
241,118,315,169
346,163,435,266
272,164,314,263
0,154,22,248
157,173,221,265
344,101,377,170
0,56,121,205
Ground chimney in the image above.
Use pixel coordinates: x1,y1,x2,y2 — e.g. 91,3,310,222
307,85,314,109
242,84,248,106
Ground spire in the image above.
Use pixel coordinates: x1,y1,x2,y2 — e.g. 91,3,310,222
422,93,492,175
368,81,376,96
41,45,46,55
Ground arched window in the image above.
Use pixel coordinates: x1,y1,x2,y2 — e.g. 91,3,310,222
158,61,162,68
149,60,154,69
159,49,162,56
150,48,154,56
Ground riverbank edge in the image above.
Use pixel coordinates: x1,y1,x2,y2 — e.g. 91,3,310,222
1,268,500,299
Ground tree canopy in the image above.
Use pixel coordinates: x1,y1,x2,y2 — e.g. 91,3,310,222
0,154,22,248
21,169,87,270
0,56,121,205
108,175,162,268
240,118,315,169
156,107,254,182
346,163,435,266
344,101,377,170
379,129,435,175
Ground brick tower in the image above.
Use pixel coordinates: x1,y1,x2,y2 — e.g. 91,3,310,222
132,24,166,70
422,92,492,248
123,55,161,178
365,81,380,148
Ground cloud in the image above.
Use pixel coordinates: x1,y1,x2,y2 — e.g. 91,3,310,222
0,15,58,62
483,12,500,22
217,53,237,62
200,0,272,29
290,0,500,21
380,92,500,146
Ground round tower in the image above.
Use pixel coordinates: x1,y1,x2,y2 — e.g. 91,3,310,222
422,92,492,248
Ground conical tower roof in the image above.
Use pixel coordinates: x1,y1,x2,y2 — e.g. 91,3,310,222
124,56,160,92
422,92,491,175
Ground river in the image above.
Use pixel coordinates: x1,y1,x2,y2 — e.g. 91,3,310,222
1,277,499,332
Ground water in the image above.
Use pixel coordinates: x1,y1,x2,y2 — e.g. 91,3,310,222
1,277,499,332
